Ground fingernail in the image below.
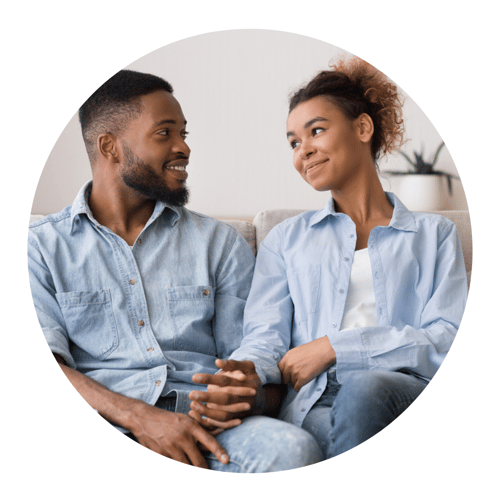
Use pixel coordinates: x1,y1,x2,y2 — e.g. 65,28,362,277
221,454,229,463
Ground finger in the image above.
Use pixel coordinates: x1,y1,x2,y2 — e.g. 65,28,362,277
216,359,256,374
165,448,192,466
190,388,256,404
191,400,251,419
279,363,291,385
203,416,242,430
192,372,246,387
190,409,242,431
183,441,209,469
193,428,230,465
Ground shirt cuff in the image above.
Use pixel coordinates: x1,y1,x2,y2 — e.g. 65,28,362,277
328,328,368,382
43,327,76,369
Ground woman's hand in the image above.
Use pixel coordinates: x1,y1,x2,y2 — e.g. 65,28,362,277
278,337,336,391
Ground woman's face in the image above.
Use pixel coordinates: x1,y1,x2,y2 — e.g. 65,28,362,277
286,96,369,193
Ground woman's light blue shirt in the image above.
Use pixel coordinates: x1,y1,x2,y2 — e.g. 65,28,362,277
230,193,468,427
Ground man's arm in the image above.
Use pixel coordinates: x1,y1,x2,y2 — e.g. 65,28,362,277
54,354,229,468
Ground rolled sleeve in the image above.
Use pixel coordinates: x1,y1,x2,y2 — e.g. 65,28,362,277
28,236,75,368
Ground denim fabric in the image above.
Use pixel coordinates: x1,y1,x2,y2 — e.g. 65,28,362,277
28,181,255,424
231,193,468,427
302,370,427,458
134,394,324,472
204,416,323,472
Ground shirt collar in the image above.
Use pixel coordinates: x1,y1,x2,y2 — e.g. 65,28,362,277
309,192,417,232
69,180,181,233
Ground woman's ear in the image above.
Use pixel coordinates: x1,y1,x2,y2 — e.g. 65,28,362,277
97,133,120,163
357,113,374,143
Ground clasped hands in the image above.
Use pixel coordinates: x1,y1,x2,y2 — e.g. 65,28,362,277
189,336,336,431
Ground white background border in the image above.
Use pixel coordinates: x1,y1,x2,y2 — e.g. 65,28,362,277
4,1,498,500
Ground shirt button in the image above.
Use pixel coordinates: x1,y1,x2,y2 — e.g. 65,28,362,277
147,347,154,352
350,234,354,238
137,320,145,327
316,388,322,392
202,289,210,296
339,289,344,294
130,279,136,285
301,408,306,412
332,323,337,327
344,257,349,261
137,239,143,245
155,380,161,386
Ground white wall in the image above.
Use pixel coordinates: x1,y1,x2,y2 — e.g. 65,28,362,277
31,29,468,218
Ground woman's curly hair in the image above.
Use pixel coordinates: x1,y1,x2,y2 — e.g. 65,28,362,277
289,56,405,161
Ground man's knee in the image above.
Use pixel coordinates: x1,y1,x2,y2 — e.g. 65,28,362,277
215,416,323,472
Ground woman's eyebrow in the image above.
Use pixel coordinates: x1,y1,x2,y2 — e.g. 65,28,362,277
287,116,328,138
304,116,328,129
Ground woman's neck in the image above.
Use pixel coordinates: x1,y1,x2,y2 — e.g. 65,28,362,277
331,171,393,226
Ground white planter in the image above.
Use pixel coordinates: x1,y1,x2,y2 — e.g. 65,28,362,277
390,174,450,212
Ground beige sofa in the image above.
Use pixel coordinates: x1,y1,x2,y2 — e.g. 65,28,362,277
30,209,472,287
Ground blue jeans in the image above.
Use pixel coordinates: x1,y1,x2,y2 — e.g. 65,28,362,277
301,370,427,458
129,393,323,472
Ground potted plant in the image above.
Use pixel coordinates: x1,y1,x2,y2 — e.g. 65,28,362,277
383,141,460,211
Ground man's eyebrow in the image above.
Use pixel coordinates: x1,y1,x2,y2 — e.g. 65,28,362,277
153,119,188,127
286,116,328,138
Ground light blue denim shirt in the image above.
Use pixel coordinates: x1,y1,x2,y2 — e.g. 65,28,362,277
28,182,255,417
230,193,468,427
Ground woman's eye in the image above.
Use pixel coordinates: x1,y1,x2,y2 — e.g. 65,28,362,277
312,127,324,135
290,140,299,150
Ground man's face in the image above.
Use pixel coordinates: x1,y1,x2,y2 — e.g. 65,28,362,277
119,90,191,206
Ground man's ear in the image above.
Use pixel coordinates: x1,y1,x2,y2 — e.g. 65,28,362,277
356,113,374,144
97,133,120,163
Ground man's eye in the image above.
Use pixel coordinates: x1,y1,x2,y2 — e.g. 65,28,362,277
290,140,299,150
181,131,189,139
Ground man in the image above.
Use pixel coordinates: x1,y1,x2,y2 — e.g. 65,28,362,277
28,69,322,471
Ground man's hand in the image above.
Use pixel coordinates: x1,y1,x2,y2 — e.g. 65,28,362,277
128,402,229,469
189,359,262,430
278,337,336,391
54,355,229,469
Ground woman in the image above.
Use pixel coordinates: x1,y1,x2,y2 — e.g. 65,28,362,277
191,57,468,460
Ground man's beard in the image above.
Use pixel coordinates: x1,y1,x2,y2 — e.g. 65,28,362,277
120,144,189,207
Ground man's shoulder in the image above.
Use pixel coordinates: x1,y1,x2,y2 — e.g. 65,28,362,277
177,207,241,236
28,206,73,235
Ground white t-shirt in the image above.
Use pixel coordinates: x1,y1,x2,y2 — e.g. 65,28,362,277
339,248,377,331
329,248,377,374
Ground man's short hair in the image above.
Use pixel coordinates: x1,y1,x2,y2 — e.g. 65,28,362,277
78,70,174,165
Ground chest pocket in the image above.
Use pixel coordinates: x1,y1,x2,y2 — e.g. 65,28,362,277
167,285,215,355
287,265,321,324
56,290,118,360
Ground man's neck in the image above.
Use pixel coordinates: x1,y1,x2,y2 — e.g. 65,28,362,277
88,179,156,246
